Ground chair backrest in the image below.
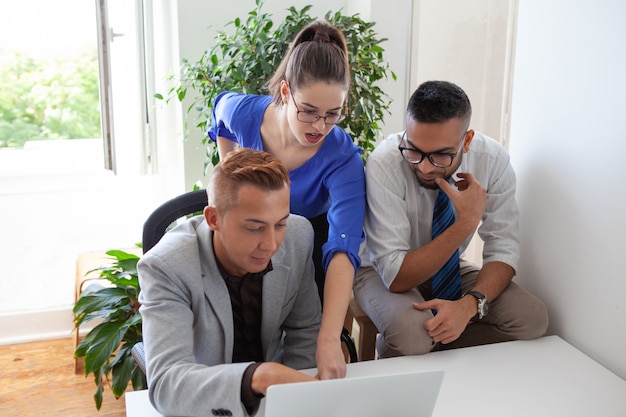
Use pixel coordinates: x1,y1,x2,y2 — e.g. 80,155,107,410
142,189,207,254
134,190,208,379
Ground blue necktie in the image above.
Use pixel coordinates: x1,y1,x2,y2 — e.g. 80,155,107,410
431,189,462,300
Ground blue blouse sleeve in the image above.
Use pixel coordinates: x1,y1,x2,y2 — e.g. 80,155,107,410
319,136,366,274
207,92,271,149
207,91,238,142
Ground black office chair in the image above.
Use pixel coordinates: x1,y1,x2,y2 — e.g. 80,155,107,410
132,190,358,374
132,190,207,376
142,189,208,254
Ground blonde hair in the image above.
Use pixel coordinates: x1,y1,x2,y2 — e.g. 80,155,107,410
208,148,290,213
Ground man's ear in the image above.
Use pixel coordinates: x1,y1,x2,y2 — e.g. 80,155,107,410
463,129,475,153
204,206,219,231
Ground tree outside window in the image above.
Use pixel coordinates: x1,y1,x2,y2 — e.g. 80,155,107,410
0,0,101,149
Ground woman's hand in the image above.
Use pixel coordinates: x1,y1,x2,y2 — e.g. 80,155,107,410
315,335,346,379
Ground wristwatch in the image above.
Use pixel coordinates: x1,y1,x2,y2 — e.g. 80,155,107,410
462,290,489,319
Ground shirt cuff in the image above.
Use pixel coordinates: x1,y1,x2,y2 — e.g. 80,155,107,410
241,362,265,414
322,234,364,272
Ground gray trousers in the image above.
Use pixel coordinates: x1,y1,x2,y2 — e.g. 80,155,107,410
353,261,549,358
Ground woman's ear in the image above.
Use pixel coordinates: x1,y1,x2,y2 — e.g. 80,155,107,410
280,80,290,105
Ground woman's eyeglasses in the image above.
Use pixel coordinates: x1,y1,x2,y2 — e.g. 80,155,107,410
290,92,346,125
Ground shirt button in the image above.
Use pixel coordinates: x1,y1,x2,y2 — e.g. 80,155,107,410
340,233,346,238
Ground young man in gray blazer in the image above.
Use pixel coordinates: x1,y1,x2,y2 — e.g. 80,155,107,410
138,149,321,417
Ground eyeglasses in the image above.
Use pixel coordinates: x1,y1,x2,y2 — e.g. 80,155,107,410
398,131,467,168
290,91,346,125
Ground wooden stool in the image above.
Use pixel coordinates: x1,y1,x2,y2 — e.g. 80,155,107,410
344,292,378,361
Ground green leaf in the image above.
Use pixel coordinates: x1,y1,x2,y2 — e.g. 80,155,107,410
83,321,126,375
94,369,104,410
111,354,136,397
75,329,98,358
131,365,148,391
125,311,143,327
106,249,140,261
73,287,130,316
116,258,139,273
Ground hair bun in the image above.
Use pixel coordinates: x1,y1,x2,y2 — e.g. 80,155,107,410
312,31,331,43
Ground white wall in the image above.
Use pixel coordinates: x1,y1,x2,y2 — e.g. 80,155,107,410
509,0,626,379
354,0,414,138
410,0,517,144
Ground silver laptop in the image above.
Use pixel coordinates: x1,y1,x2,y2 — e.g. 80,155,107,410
261,369,444,417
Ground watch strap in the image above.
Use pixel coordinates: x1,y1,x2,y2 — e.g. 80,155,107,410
462,290,485,300
462,290,489,319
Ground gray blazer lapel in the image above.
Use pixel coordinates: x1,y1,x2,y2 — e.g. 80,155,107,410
261,261,289,354
198,225,234,359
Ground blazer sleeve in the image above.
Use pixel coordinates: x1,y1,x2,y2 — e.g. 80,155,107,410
138,237,251,417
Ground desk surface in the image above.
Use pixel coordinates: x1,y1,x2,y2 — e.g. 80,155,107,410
126,336,626,417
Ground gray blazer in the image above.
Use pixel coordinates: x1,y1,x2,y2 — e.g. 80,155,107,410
138,214,321,417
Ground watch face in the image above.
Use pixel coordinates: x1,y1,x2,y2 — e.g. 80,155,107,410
478,299,489,318
463,291,489,319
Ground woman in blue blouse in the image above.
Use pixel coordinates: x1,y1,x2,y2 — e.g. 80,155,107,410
208,20,365,380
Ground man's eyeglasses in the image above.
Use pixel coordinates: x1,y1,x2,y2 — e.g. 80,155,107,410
398,131,466,168
290,92,346,125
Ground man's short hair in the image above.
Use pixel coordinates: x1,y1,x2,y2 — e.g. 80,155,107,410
407,80,472,125
208,148,290,213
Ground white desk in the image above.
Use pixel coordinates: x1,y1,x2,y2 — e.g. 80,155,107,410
126,336,626,416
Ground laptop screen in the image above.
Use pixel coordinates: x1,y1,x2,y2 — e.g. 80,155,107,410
261,369,444,417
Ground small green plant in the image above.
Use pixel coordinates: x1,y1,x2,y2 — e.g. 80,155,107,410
158,0,395,169
73,249,146,410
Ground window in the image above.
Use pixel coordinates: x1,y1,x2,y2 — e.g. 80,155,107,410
0,0,155,177
0,1,181,321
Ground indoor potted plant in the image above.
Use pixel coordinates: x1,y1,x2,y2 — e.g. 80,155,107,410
73,249,146,410
158,0,396,169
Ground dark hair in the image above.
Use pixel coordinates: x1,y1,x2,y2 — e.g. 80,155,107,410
267,20,350,105
407,81,472,125
208,148,290,213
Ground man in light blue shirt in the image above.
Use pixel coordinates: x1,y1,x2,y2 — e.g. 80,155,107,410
355,81,548,357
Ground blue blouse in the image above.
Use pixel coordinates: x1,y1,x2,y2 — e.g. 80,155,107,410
208,91,365,272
